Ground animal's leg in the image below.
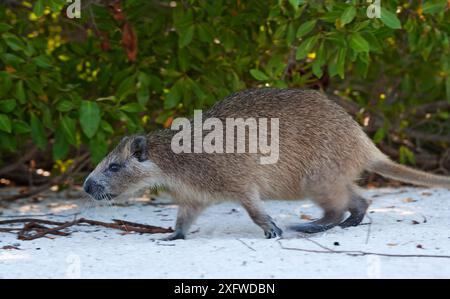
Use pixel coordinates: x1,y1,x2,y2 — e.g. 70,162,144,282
339,185,369,228
240,191,282,239
291,185,349,234
163,203,206,240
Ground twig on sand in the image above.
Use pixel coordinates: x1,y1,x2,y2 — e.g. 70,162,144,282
0,212,82,219
236,238,256,251
277,240,450,259
0,217,173,241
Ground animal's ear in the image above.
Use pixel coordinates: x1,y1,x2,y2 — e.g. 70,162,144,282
130,136,148,162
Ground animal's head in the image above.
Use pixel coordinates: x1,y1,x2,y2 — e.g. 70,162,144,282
83,135,160,200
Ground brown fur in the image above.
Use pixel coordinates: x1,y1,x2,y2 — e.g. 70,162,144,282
84,88,450,239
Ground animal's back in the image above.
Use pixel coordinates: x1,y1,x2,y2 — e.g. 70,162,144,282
150,88,376,199
84,88,450,240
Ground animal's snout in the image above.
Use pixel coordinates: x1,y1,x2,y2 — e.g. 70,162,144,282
83,178,104,198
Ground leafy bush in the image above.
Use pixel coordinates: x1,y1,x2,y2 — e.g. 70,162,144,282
0,0,449,183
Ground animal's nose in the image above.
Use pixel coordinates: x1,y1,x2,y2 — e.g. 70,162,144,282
83,178,104,196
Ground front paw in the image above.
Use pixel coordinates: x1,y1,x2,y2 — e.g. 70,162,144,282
264,221,283,239
161,230,185,241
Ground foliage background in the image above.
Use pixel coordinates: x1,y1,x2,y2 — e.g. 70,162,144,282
0,0,449,195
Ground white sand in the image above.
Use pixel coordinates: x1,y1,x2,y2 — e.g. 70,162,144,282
0,187,449,278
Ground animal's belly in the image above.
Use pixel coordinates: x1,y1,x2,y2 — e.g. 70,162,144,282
258,179,306,200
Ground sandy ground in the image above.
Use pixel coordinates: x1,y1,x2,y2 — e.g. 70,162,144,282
0,187,449,279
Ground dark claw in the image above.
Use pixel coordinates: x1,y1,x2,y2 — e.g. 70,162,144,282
264,221,283,239
339,213,365,228
162,230,185,241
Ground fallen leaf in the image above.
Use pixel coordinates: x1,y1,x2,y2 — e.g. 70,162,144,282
402,197,417,203
300,214,313,220
387,243,398,246
2,245,20,250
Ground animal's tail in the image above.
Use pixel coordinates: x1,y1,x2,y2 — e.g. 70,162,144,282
367,155,450,188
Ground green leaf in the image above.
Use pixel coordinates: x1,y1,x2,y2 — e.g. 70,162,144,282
60,116,77,145
422,0,447,14
15,81,26,104
33,55,52,69
53,126,69,160
341,6,356,25
399,146,415,165
296,20,316,38
30,114,47,150
0,72,12,97
33,0,45,17
289,0,303,9
373,127,386,143
137,87,150,106
0,114,12,133
179,25,195,48
2,33,26,51
12,120,31,134
56,100,75,112
349,33,369,52
0,99,16,113
89,131,108,164
250,69,270,81
380,8,402,29
26,78,43,94
79,101,101,138
116,76,135,100
164,81,182,109
119,103,143,113
0,23,12,32
100,120,113,134
312,59,323,78
0,132,16,152
48,0,66,11
137,72,150,106
336,48,347,79
296,35,318,60
286,23,296,45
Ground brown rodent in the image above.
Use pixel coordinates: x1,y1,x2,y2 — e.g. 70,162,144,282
83,88,450,240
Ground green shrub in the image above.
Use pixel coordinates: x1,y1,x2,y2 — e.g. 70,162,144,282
0,0,448,175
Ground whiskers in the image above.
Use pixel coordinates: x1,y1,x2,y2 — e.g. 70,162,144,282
80,192,121,219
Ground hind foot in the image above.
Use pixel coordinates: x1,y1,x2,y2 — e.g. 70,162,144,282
264,220,283,239
161,229,185,241
291,209,344,234
339,190,369,228
339,213,365,228
290,221,337,234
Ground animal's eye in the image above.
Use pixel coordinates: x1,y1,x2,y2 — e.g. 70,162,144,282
108,163,122,172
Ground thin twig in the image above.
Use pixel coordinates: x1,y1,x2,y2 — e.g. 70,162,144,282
0,217,174,240
0,218,66,225
236,238,256,251
0,212,82,218
0,146,38,176
277,240,450,259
